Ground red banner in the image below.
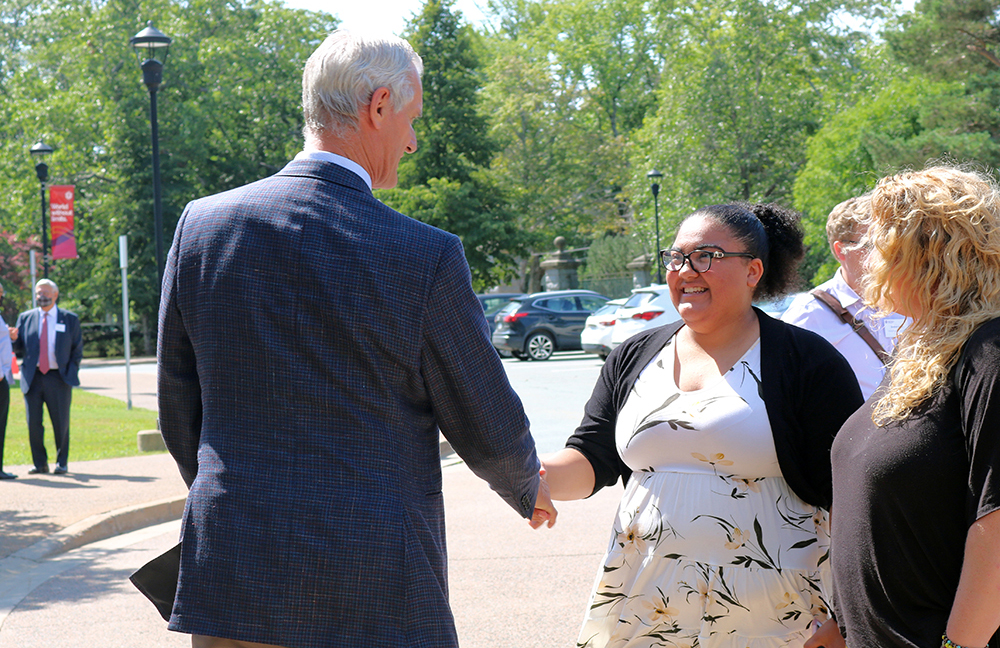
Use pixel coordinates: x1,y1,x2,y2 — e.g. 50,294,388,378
49,185,78,259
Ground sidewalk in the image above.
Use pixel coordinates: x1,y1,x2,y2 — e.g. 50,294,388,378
0,357,624,647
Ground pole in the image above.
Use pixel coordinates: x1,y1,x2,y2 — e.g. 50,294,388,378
119,235,133,410
149,87,164,290
29,251,37,309
39,180,49,278
652,186,662,284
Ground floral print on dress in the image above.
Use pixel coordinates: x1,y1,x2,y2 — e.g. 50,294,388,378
577,339,831,648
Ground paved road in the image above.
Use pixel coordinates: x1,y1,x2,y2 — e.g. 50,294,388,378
2,352,622,647
73,352,606,453
1,465,622,648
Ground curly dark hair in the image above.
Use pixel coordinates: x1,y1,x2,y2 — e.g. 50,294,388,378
688,202,804,302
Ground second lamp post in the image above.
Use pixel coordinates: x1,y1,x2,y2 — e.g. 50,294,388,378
130,21,172,290
647,169,664,284
30,141,55,278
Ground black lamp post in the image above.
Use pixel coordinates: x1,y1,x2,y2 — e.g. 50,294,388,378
130,21,172,290
30,141,55,278
647,169,664,284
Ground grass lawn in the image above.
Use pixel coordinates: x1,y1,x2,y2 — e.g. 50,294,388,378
2,382,160,466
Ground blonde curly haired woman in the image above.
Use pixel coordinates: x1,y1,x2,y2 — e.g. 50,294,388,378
831,166,1000,648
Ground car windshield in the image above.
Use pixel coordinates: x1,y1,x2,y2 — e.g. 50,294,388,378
591,304,619,317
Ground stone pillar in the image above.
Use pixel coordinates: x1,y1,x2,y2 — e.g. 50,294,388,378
540,236,580,291
627,253,654,289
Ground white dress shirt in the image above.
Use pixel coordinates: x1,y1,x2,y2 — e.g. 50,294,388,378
294,150,372,190
781,269,906,400
0,315,12,384
38,306,59,371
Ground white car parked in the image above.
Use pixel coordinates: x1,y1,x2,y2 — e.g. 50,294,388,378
609,285,681,351
580,298,626,360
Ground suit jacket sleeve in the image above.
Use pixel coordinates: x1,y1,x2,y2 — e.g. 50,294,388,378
63,313,83,386
157,208,201,488
419,236,541,518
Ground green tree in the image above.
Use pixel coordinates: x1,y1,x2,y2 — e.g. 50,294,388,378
793,1,1000,285
793,75,992,282
0,0,336,349
629,0,885,273
480,0,655,255
381,0,525,289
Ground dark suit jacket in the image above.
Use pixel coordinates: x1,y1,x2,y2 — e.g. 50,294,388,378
158,159,541,647
12,307,83,393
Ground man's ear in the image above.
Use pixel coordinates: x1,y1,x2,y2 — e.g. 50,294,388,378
831,240,848,264
367,86,392,129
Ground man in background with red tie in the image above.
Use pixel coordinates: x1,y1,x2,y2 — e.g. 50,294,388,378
9,279,83,475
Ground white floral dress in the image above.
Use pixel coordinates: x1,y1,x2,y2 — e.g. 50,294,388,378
577,337,831,648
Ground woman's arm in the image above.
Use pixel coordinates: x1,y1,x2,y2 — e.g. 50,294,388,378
945,508,1000,648
540,447,596,501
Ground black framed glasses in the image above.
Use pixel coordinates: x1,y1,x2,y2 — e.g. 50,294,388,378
660,248,756,274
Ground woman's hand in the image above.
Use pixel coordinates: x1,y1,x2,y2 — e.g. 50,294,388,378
804,618,845,648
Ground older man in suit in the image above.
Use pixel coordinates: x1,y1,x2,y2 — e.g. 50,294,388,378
9,278,83,475
158,30,556,648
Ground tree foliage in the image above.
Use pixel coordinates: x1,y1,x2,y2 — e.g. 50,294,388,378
381,0,526,290
5,0,989,323
0,0,335,348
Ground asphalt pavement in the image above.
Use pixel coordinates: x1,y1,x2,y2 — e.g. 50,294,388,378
0,355,622,647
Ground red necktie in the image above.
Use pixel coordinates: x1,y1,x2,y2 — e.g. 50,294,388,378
39,313,50,375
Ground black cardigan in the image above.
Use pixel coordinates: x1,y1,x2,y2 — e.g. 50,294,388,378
565,308,863,509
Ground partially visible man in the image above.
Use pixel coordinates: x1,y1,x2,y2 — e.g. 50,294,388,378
158,29,556,648
781,195,906,399
9,279,83,475
0,281,15,480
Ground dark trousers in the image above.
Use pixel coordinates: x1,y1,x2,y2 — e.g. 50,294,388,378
0,376,8,469
24,370,72,468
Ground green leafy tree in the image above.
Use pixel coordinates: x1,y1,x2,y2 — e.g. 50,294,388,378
793,1,1000,285
0,0,336,350
629,0,887,275
381,0,526,289
480,0,655,255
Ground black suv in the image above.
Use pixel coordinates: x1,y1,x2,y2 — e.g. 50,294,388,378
491,290,609,361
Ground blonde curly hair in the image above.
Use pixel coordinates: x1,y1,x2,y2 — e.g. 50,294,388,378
865,165,1000,425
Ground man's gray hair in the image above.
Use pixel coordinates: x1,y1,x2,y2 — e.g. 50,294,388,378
302,30,423,140
36,278,58,292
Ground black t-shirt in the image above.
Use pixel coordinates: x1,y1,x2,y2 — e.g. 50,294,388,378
831,317,1000,648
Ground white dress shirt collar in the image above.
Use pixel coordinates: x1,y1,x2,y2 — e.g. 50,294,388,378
826,268,863,311
294,150,373,190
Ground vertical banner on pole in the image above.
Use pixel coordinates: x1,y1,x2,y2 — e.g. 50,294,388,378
49,185,78,259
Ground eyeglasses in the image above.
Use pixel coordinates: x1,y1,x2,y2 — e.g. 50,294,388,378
660,248,756,274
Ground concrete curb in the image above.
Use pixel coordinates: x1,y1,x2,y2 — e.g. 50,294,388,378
7,495,186,565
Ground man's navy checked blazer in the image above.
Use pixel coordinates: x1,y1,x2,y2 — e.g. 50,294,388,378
157,159,541,647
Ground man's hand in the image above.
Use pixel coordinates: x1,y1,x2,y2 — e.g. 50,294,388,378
8,326,16,341
528,468,558,529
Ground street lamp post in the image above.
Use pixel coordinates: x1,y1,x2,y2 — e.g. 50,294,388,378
30,141,55,278
130,21,172,290
647,169,664,284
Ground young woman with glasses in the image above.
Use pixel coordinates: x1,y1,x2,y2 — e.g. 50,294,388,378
540,203,862,648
